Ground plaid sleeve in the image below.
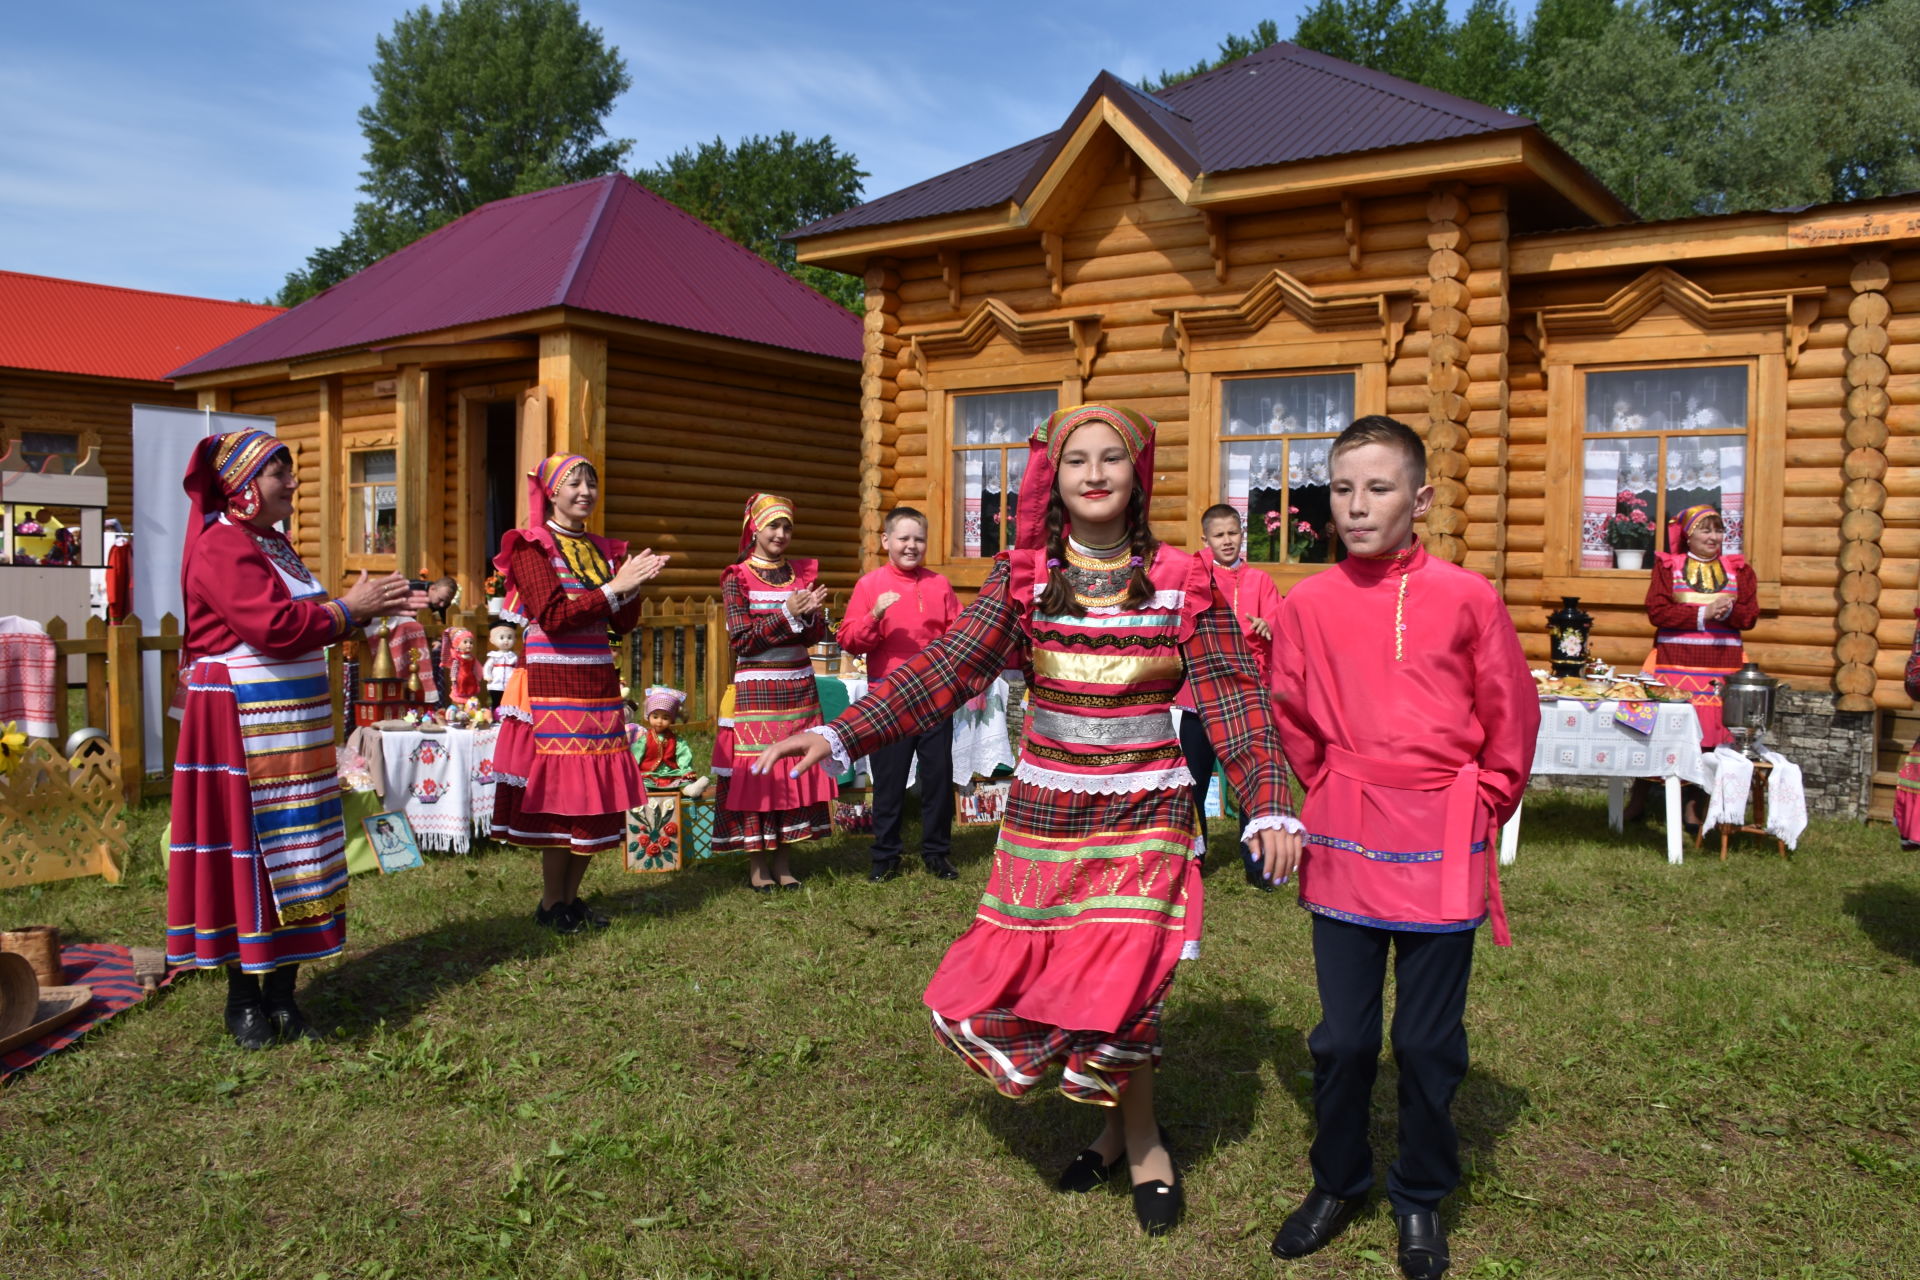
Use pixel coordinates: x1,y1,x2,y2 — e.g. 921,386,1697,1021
831,558,1021,760
512,543,611,634
1183,587,1292,821
726,572,812,656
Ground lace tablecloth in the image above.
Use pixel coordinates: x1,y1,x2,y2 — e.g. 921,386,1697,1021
1507,699,1706,866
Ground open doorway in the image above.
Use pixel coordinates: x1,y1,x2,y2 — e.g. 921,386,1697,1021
482,399,518,562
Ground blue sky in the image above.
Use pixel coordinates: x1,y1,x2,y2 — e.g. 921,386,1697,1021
3,1,1397,302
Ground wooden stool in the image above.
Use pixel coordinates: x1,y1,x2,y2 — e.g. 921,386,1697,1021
1695,759,1789,860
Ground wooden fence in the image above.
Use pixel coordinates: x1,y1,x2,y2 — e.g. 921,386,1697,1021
38,590,854,807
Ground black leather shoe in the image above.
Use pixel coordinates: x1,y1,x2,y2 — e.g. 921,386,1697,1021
1396,1211,1449,1280
1271,1188,1367,1258
923,853,960,880
1054,1146,1123,1194
866,860,901,883
224,1002,274,1051
266,1003,322,1043
572,899,612,929
1131,1161,1183,1236
536,900,585,933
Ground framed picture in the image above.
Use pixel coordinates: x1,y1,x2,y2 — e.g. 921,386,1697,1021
362,811,423,874
956,781,1011,826
626,794,683,873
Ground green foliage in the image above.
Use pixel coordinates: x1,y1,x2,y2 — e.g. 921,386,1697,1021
1143,18,1281,89
636,132,869,312
278,0,632,306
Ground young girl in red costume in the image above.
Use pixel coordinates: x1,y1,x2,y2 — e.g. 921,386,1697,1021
711,493,837,890
757,405,1300,1237
490,453,666,932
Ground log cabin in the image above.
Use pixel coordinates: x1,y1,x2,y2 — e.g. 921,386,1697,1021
791,42,1918,820
168,174,864,606
0,271,281,531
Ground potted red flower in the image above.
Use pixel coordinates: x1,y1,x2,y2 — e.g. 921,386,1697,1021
1602,490,1655,569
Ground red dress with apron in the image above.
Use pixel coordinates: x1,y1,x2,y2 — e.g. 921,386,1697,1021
1644,551,1759,749
711,558,835,853
826,545,1290,1103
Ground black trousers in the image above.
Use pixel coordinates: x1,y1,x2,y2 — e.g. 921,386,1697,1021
1178,710,1254,868
868,722,954,865
1308,912,1476,1214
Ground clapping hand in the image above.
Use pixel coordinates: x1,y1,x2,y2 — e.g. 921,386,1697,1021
611,549,669,595
1706,595,1734,622
873,590,901,618
340,570,413,623
786,584,830,617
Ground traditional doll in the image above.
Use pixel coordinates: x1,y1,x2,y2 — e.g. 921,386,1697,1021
483,623,519,708
440,626,481,705
634,685,707,797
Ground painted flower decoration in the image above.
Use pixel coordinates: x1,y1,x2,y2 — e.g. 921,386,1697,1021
0,721,27,776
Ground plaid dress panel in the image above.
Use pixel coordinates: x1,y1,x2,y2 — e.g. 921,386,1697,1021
930,970,1174,1106
1180,586,1293,824
725,568,828,659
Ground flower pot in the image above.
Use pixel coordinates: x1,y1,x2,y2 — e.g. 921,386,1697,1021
1612,548,1647,571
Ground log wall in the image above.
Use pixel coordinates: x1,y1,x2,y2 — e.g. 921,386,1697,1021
601,340,862,592
0,370,193,526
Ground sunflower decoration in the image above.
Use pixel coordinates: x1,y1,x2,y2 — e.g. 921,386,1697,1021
0,721,27,777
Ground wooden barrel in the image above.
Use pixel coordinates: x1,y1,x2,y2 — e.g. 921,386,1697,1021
0,925,62,987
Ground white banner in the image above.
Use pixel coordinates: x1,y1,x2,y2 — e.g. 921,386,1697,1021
130,405,277,771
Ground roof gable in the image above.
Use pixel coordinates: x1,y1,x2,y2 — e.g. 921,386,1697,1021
173,175,862,379
796,42,1613,244
0,272,281,382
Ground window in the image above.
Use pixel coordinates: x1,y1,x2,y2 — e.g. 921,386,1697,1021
1218,372,1355,564
949,389,1055,558
20,431,80,474
348,449,398,556
1579,366,1747,569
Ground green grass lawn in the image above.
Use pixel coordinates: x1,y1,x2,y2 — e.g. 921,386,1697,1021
2,793,1916,1280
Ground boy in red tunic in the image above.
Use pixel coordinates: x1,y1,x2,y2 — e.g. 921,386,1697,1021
1175,503,1286,886
837,506,962,881
1268,417,1539,1280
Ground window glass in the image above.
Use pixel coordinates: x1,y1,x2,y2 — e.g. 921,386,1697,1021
1581,367,1747,567
349,449,398,556
1218,372,1354,564
950,389,1055,557
19,431,80,474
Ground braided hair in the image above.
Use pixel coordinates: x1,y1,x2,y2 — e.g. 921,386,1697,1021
1036,485,1157,616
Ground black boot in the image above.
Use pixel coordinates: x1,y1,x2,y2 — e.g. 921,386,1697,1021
224,967,272,1050
262,964,321,1043
1396,1211,1450,1280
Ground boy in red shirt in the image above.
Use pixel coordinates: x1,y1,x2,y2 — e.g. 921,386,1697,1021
1268,417,1538,1280
838,507,962,881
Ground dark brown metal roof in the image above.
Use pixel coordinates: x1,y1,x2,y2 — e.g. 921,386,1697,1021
796,42,1539,241
176,175,861,378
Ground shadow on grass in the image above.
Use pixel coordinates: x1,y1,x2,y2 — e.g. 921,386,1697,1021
952,993,1294,1184
1515,786,1689,862
1842,880,1920,966
304,855,739,1040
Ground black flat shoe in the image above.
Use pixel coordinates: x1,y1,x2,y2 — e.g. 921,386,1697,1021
535,901,585,933
867,860,901,883
1272,1188,1367,1258
778,878,804,891
224,1002,274,1051
748,882,775,894
1054,1146,1123,1194
572,899,612,929
1396,1211,1450,1280
1131,1162,1183,1236
922,853,960,880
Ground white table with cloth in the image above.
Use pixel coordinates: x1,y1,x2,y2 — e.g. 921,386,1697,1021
1503,699,1706,866
361,725,502,855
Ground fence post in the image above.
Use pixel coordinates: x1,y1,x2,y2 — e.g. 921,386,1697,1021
107,614,144,809
705,596,730,722
44,616,70,742
156,613,181,786
85,615,109,733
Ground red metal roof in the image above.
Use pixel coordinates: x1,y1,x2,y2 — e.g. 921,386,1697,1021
0,271,281,382
797,42,1547,240
173,176,862,379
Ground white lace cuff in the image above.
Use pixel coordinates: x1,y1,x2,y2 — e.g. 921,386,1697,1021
602,583,634,611
1695,604,1707,632
783,603,806,633
1243,814,1306,839
811,724,853,776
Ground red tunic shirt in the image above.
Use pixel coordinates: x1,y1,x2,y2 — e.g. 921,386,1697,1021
836,562,960,681
1175,557,1283,708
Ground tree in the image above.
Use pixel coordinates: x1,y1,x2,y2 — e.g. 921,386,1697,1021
278,0,631,306
638,133,869,312
1144,19,1280,90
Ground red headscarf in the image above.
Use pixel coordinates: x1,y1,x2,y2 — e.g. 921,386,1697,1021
739,492,796,555
1013,403,1156,550
179,428,288,598
490,452,627,620
1667,504,1721,555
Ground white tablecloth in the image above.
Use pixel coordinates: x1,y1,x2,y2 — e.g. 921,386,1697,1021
1507,699,1705,866
377,725,500,853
